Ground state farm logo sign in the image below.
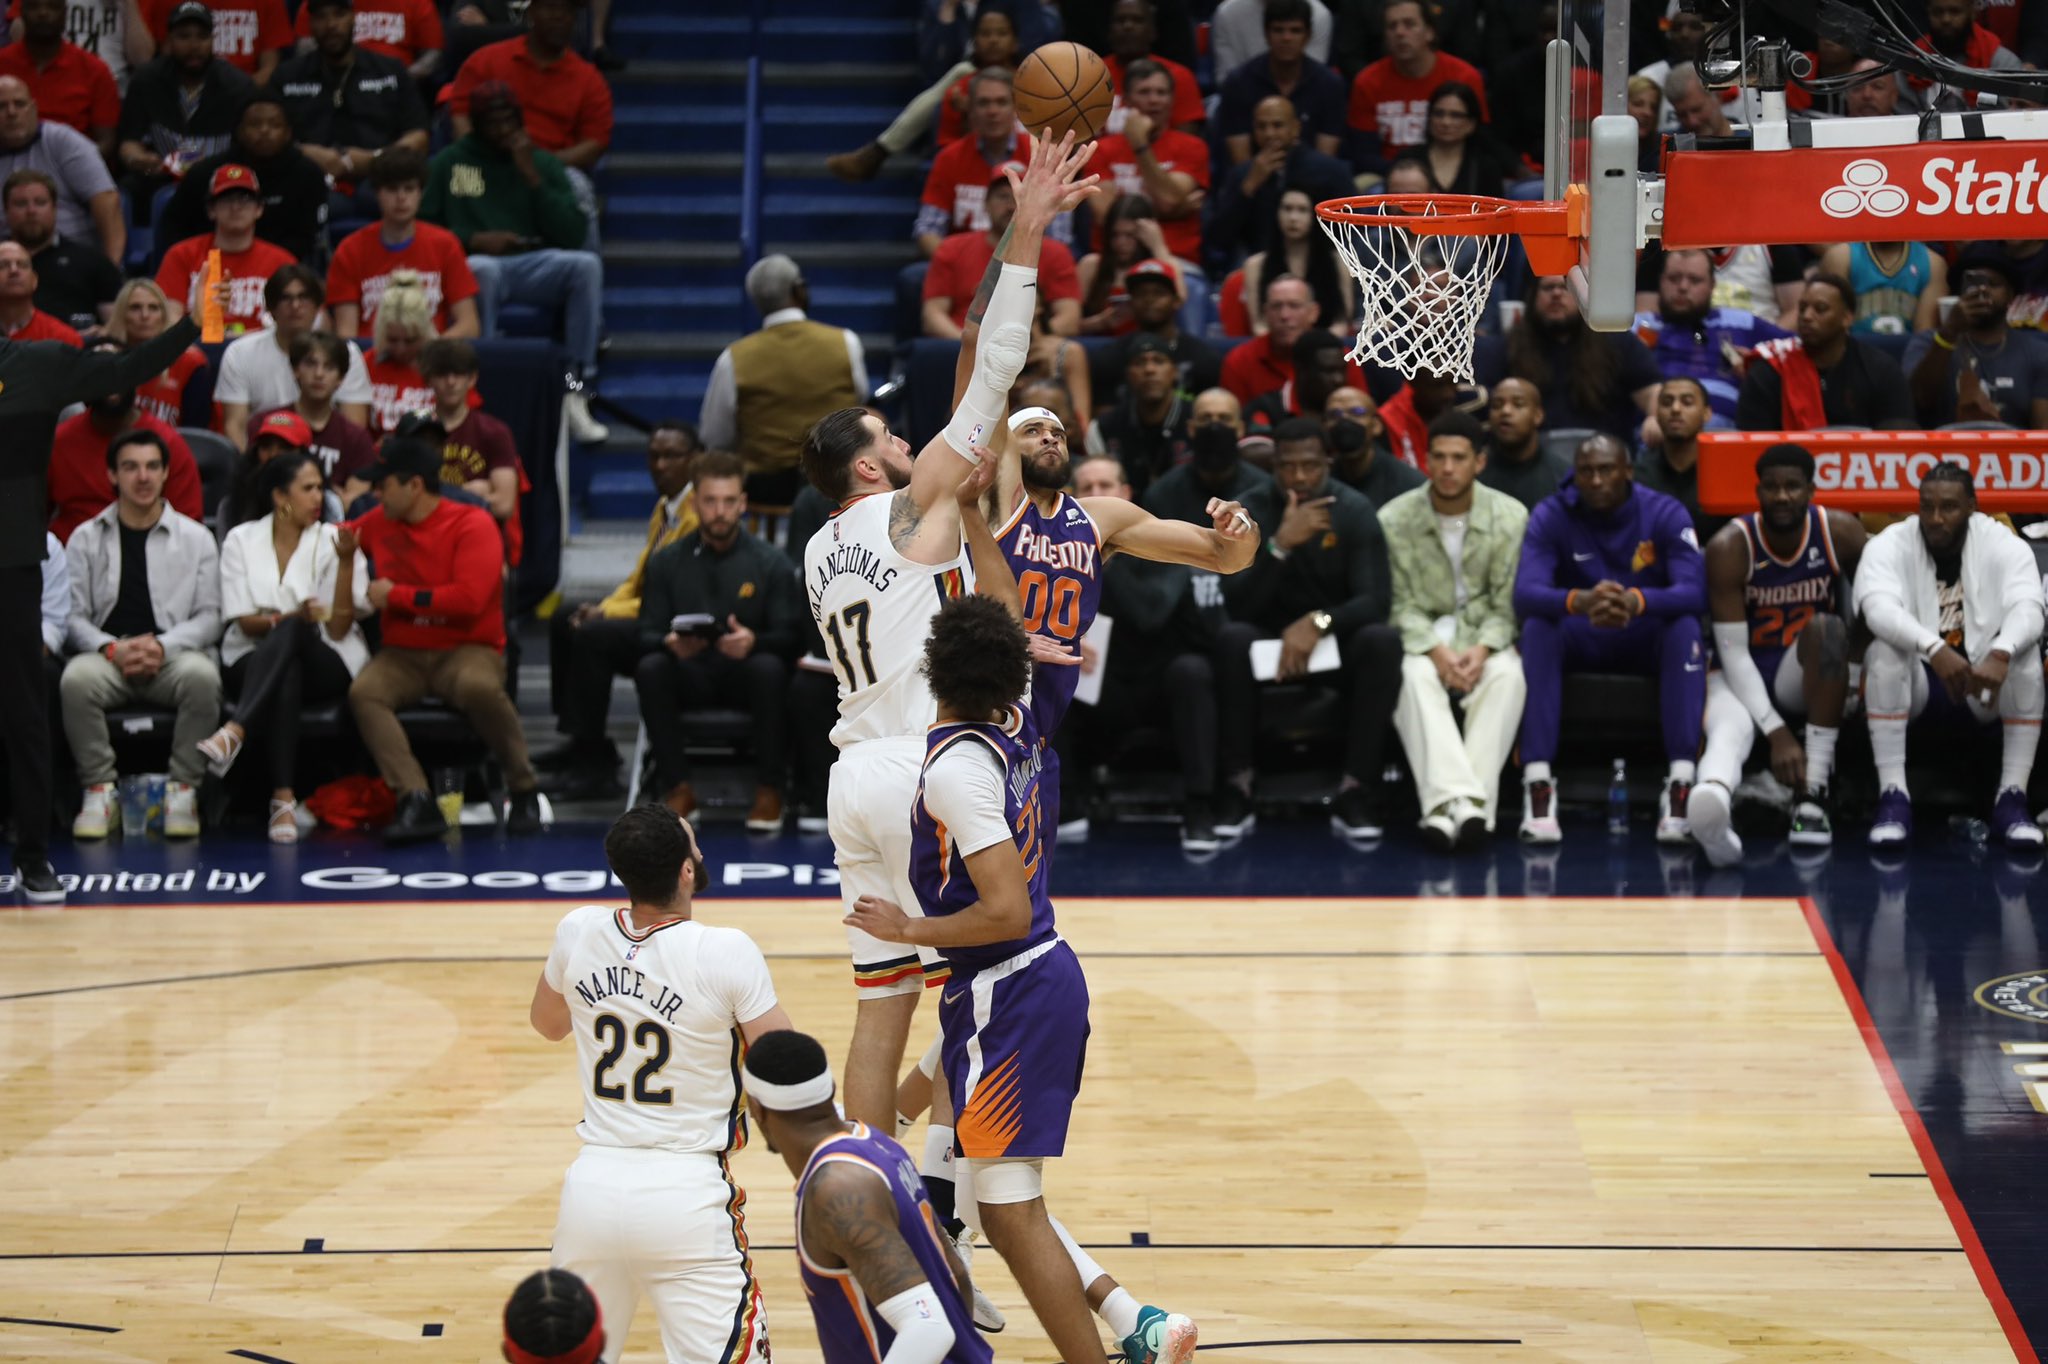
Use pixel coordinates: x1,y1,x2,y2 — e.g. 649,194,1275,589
1820,159,1910,218
1666,145,2048,248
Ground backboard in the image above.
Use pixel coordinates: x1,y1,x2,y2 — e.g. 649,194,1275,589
1549,0,1642,331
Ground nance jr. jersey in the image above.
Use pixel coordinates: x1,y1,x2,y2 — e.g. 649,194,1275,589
543,905,780,1154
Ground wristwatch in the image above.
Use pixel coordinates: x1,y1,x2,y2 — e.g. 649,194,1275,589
1311,610,1333,635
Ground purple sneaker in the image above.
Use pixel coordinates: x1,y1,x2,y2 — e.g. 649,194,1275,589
1867,788,1913,847
1994,787,2044,850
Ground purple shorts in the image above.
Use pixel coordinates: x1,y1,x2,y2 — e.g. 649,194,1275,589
941,937,1090,1159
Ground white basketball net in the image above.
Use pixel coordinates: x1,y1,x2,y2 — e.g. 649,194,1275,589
1320,200,1515,383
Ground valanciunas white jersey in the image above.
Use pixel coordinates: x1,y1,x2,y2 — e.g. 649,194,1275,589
544,905,779,1155
804,490,973,750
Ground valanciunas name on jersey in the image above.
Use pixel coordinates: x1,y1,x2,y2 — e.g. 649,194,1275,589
572,965,686,1023
809,541,900,614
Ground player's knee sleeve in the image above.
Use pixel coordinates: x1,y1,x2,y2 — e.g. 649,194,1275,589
2002,649,2045,718
970,1156,1044,1206
942,263,1037,457
1863,639,1912,712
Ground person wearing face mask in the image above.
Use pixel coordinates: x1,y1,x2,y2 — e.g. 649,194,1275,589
47,337,202,542
1322,384,1422,510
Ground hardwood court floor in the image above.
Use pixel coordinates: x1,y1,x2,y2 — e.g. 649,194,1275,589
0,893,2018,1363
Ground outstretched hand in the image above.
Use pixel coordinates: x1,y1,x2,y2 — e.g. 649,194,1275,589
1003,128,1104,227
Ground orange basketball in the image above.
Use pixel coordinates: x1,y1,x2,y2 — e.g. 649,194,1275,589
1012,41,1114,144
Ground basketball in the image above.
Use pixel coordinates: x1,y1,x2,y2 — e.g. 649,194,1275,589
1012,41,1114,143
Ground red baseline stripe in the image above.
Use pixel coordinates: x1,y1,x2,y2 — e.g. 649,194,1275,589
1797,895,2039,1364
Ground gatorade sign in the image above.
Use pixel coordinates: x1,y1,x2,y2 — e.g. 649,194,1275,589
1664,144,2048,246
1698,430,2048,514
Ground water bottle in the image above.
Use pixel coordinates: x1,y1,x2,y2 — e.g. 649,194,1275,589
1607,759,1629,835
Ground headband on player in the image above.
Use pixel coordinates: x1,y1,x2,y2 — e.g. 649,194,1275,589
742,1065,837,1111
1008,406,1064,433
503,1299,603,1364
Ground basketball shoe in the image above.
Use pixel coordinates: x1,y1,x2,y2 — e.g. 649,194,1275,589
1121,1306,1198,1364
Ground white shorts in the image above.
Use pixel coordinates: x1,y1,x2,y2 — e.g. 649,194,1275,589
828,735,943,996
551,1145,769,1364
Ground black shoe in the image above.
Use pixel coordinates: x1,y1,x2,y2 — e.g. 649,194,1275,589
543,765,624,801
535,738,616,772
1180,797,1220,853
1214,783,1255,838
385,789,449,844
1331,786,1384,840
15,857,63,905
505,788,544,836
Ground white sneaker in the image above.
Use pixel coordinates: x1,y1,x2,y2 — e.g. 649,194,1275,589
563,392,610,444
1519,779,1562,844
72,782,114,840
948,1226,1005,1332
1687,781,1743,868
1656,780,1693,845
163,781,200,838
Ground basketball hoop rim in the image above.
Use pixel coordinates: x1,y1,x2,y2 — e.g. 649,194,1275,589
1316,186,1587,277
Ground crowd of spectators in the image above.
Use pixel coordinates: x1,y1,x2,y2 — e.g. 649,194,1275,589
7,0,631,845
755,0,2048,853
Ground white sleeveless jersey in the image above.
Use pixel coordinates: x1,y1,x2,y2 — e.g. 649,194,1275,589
543,905,779,1155
803,490,973,749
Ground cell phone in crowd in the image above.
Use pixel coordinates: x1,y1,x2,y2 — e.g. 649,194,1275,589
670,613,726,639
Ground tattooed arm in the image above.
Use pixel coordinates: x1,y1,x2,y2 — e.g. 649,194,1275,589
801,1164,961,1364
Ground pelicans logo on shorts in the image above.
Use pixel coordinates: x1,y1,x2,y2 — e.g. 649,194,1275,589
935,566,967,601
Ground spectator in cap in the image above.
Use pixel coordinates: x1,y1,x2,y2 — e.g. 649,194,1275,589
421,80,606,441
47,336,203,542
115,2,254,207
921,161,1082,340
153,162,297,336
1905,245,2048,428
203,443,370,841
148,0,291,83
223,408,344,524
700,253,866,507
158,88,330,265
4,167,120,333
1076,193,1169,339
446,0,612,242
106,277,209,429
1092,254,1220,405
346,432,543,842
0,77,123,262
1085,331,1191,499
0,0,119,160
269,0,431,218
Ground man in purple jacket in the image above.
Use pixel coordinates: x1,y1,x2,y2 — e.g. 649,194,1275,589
1513,433,1708,845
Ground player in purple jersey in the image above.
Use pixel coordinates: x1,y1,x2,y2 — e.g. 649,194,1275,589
846,595,1199,1364
743,1030,992,1364
1691,443,1866,867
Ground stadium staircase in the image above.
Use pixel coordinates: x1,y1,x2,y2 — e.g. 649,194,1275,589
575,0,925,529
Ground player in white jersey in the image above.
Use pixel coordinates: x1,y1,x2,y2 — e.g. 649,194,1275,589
799,128,1102,1132
529,804,796,1364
